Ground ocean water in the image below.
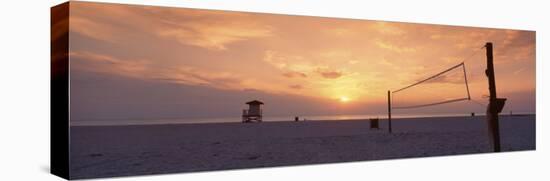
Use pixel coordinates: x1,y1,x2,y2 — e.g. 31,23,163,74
69,112,534,126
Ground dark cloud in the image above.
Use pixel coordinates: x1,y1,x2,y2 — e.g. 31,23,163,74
282,71,307,78
289,84,304,90
71,51,246,90
242,88,260,92
316,69,343,79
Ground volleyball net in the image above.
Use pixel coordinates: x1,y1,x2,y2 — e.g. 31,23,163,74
388,44,489,110
391,62,472,110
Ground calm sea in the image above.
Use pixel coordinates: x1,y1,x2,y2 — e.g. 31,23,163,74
69,112,535,126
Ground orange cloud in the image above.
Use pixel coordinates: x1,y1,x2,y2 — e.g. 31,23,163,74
263,50,315,72
156,15,273,50
372,22,406,36
70,16,119,43
70,2,273,50
375,40,417,53
69,51,150,77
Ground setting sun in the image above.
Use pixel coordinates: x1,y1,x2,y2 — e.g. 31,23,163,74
339,96,350,103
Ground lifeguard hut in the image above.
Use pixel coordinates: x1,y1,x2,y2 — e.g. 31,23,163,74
242,100,263,123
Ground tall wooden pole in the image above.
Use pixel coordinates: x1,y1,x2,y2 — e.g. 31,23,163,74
485,42,501,152
388,90,392,133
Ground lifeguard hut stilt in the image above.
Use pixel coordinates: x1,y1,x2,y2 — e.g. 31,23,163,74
242,100,264,123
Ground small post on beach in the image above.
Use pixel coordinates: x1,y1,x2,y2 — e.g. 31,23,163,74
387,90,392,133
485,42,501,152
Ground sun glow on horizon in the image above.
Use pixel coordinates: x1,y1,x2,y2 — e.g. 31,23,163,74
339,96,351,103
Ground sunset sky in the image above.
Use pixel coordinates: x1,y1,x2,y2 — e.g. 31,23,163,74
67,2,535,121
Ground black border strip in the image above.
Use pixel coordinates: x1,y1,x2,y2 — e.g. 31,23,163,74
51,1,70,179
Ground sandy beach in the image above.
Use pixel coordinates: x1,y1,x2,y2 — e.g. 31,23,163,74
69,115,535,179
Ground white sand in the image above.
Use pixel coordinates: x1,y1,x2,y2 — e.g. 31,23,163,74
69,115,535,179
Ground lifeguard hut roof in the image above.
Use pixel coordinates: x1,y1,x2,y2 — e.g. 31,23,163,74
246,100,264,105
